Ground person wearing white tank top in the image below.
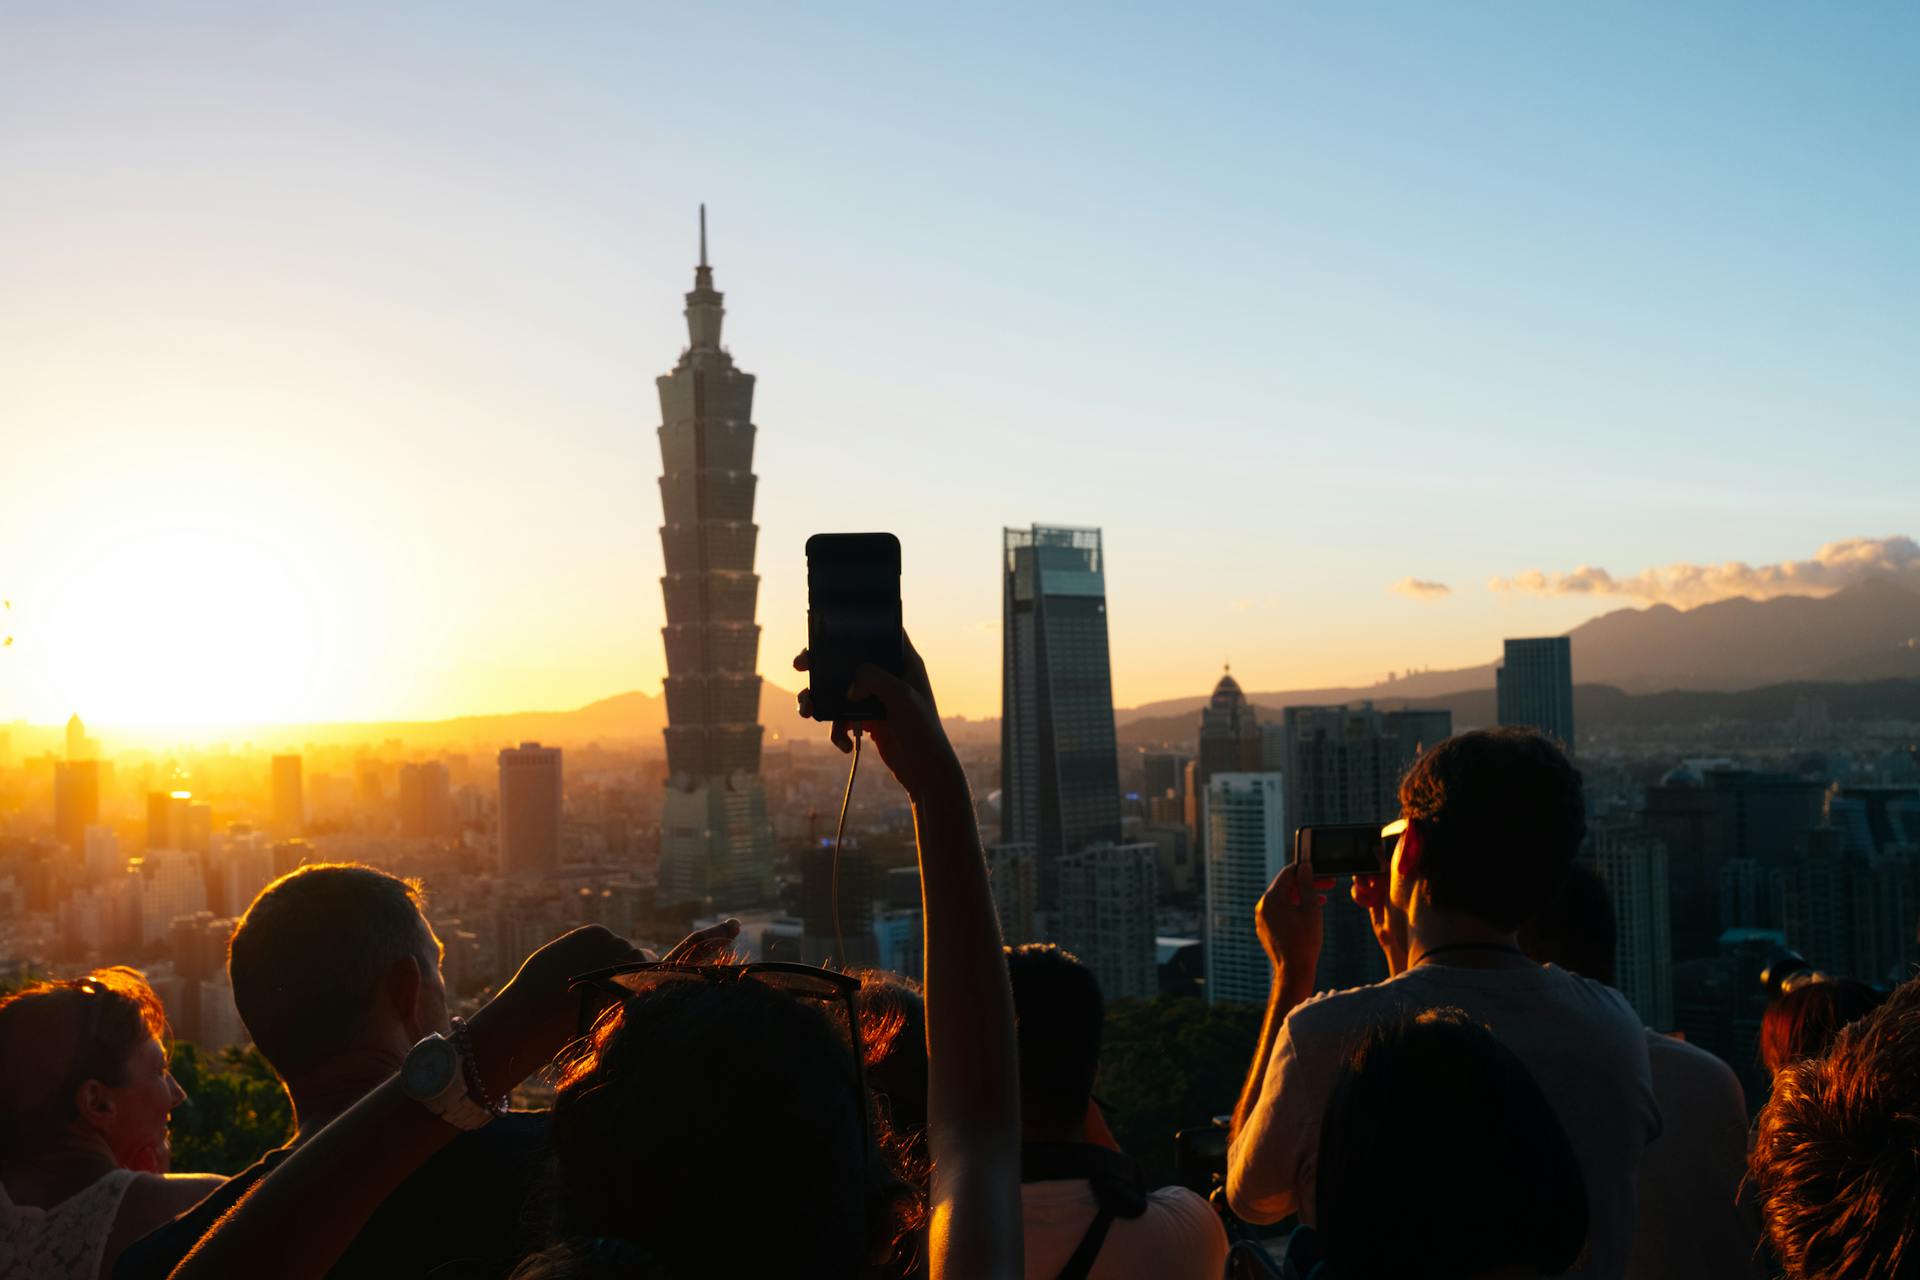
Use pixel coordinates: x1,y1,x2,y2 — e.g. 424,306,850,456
0,971,223,1280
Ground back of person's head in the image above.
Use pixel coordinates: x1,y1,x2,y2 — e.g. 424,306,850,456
1751,976,1920,1279
856,969,928,1138
0,967,169,1160
1517,862,1616,984
1316,1008,1588,1279
1398,728,1586,930
1760,977,1887,1079
1004,943,1103,1138
228,862,437,1078
528,974,911,1278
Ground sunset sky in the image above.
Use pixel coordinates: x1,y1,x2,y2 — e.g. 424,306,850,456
2,3,1916,733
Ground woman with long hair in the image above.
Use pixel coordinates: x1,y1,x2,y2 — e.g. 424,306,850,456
0,967,223,1280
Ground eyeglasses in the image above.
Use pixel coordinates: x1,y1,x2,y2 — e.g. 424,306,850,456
567,961,872,1159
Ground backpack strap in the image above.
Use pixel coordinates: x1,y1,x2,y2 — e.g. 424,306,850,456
1052,1205,1118,1280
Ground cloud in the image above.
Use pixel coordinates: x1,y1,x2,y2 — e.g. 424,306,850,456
1488,535,1920,608
1391,578,1452,600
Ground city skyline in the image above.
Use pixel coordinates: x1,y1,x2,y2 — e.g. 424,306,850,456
3,4,1917,730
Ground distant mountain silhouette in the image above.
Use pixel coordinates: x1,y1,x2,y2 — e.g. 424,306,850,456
1117,579,1920,725
1117,677,1920,749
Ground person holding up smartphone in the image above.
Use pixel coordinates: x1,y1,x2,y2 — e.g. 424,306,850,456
165,630,1023,1280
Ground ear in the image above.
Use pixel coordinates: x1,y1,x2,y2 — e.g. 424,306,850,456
73,1077,117,1136
1397,820,1427,882
384,952,425,1040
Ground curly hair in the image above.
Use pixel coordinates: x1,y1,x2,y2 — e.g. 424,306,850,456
1759,979,1886,1079
1397,727,1586,929
0,966,171,1158
1750,977,1920,1279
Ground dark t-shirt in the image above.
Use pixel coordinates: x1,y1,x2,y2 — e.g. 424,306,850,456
115,1110,553,1280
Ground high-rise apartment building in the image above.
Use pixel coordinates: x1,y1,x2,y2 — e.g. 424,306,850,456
655,208,773,909
270,755,304,837
1057,842,1159,1002
1282,704,1451,992
1496,637,1575,750
54,760,100,853
1589,825,1674,1029
1204,772,1287,1006
398,761,454,838
498,742,563,877
1000,525,1121,908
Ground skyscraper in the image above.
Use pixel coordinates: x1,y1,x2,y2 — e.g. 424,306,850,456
1497,636,1575,750
1204,771,1287,1006
1057,842,1159,1002
1197,670,1263,786
270,755,304,837
53,760,100,854
987,842,1039,945
498,742,563,876
655,207,774,909
1000,525,1121,909
1282,704,1452,992
65,713,91,761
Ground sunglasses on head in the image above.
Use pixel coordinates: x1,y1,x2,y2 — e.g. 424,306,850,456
566,960,872,1158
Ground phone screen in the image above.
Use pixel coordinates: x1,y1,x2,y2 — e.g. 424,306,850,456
806,533,903,722
1294,824,1387,877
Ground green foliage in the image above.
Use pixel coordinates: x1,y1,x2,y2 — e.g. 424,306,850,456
167,1041,294,1175
1098,996,1264,1188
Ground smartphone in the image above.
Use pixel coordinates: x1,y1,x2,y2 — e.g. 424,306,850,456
805,533,904,722
1293,823,1389,877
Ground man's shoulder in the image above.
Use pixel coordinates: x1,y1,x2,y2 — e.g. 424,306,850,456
1645,1031,1744,1104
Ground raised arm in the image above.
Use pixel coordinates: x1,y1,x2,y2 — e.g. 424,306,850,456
163,922,737,1280
1229,862,1326,1141
799,636,1023,1280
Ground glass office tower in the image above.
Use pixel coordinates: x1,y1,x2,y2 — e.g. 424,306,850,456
1000,525,1122,908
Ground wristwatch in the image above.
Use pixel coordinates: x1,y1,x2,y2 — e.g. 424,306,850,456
400,1029,495,1130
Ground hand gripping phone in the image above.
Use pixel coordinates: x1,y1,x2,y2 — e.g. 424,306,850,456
1292,823,1392,877
805,533,904,722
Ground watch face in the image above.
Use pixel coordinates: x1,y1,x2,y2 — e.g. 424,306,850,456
402,1036,457,1099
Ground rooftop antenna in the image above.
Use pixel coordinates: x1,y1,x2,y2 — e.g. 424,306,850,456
699,203,708,268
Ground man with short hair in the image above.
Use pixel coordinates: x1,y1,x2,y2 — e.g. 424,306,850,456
1520,863,1763,1279
1228,729,1659,1280
117,863,562,1280
1008,944,1226,1280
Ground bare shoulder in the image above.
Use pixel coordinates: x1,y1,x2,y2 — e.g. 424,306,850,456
115,1171,226,1231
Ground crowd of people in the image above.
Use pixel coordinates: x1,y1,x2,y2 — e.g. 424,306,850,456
1,638,1915,1279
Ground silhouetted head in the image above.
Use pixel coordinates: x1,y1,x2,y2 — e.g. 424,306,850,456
1517,862,1616,984
1751,976,1920,1279
1004,943,1103,1141
1316,1009,1588,1279
0,967,186,1168
1760,978,1886,1080
228,863,447,1083
530,974,913,1278
1394,728,1587,930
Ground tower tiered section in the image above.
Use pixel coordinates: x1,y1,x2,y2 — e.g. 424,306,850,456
655,208,773,907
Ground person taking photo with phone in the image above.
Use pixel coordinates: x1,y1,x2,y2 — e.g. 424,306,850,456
1226,728,1659,1280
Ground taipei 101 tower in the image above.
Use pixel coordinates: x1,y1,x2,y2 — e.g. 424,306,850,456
655,207,774,908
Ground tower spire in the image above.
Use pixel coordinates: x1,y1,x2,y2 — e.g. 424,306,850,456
699,203,708,268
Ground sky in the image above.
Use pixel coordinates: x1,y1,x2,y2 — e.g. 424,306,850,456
2,1,1916,733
